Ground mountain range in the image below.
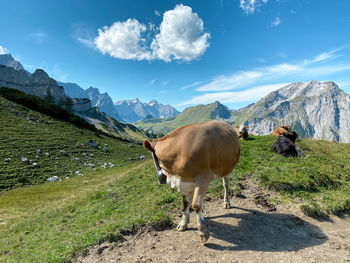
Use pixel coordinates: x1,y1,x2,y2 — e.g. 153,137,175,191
0,54,147,140
234,80,350,142
59,82,180,123
2,52,350,143
136,81,350,143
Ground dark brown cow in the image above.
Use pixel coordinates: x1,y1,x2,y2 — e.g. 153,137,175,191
144,121,241,242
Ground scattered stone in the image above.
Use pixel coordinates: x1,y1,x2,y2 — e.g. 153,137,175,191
103,145,108,152
140,155,145,160
82,153,87,157
32,162,38,167
21,157,29,162
87,163,95,168
47,176,58,182
60,150,68,156
75,157,81,163
45,152,50,157
36,149,41,154
87,140,98,148
109,163,115,168
4,158,10,162
75,171,81,175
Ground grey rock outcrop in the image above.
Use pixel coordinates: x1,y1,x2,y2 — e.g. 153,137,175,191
0,54,24,71
234,80,350,142
58,82,124,122
0,65,66,101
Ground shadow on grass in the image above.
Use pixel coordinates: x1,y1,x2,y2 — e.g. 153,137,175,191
204,206,327,252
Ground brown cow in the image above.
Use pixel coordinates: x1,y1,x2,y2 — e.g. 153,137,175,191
144,121,241,242
235,126,249,140
272,125,291,137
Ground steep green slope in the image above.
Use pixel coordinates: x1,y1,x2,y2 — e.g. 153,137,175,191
135,101,234,135
0,95,148,190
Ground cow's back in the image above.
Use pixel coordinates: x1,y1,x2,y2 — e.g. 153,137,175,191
155,121,240,182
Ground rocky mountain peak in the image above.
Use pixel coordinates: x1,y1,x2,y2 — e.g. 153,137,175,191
235,80,350,142
0,53,24,71
148,99,158,106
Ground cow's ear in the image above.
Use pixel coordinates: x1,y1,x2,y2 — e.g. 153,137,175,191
143,140,154,152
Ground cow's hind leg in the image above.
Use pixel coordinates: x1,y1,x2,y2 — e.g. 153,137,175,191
223,175,231,209
177,194,190,231
192,177,211,242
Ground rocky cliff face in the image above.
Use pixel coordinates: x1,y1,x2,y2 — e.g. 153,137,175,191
59,83,124,122
0,65,66,101
0,54,24,71
114,98,180,123
234,80,350,142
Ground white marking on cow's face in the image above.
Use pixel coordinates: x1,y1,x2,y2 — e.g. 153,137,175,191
166,175,195,195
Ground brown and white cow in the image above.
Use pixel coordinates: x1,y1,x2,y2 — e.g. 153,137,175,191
143,121,241,242
272,125,291,137
235,126,249,140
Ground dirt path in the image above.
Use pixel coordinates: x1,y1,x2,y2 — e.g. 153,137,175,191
77,176,350,263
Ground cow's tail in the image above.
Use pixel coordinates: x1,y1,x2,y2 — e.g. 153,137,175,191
143,140,154,152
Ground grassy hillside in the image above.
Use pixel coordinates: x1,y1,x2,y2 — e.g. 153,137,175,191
135,101,234,135
1,99,350,262
0,95,148,190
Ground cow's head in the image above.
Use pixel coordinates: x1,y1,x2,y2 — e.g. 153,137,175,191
143,140,167,184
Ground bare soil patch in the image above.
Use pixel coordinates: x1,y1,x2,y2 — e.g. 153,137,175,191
76,177,350,263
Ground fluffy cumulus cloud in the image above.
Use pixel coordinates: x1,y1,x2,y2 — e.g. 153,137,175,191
151,4,210,62
0,45,9,54
95,18,152,61
93,5,209,62
240,0,268,14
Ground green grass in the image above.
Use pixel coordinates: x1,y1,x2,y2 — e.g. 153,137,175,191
207,136,350,216
0,96,147,190
1,95,350,262
0,161,181,262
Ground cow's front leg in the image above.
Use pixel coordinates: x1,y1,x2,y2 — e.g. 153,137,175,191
192,177,211,242
223,175,231,209
177,194,190,231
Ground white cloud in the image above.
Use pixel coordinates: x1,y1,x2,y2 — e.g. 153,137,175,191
154,10,161,16
0,45,9,54
151,4,210,62
95,18,152,61
271,17,281,27
180,81,202,90
93,5,209,62
240,0,268,15
196,48,348,92
179,83,288,105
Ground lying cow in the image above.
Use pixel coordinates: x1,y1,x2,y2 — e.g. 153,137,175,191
235,126,249,140
143,121,241,242
272,125,291,137
271,131,303,157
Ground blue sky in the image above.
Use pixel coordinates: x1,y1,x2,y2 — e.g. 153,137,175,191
1,0,350,111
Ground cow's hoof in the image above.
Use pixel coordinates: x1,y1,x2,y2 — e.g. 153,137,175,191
224,202,231,209
200,231,210,243
176,224,187,231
